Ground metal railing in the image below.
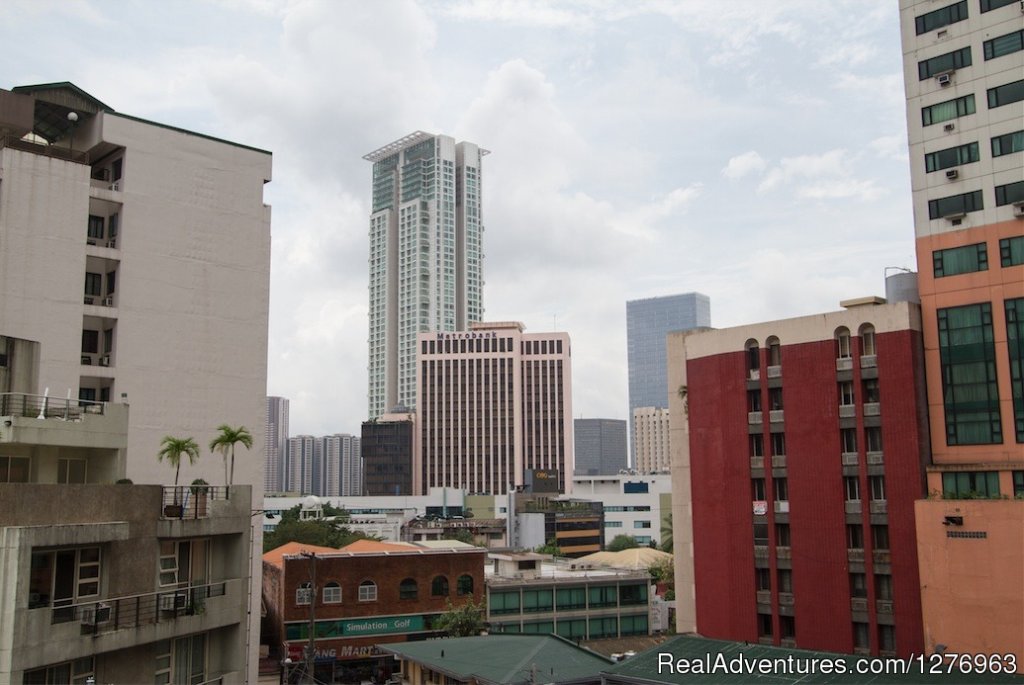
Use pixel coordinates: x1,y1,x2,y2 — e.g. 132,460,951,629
53,581,228,636
0,392,105,420
160,486,230,519
0,134,90,164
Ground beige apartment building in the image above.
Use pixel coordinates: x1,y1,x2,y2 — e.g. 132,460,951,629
0,82,272,681
632,406,671,474
416,322,573,495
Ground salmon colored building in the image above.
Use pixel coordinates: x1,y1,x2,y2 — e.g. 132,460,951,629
899,0,1024,668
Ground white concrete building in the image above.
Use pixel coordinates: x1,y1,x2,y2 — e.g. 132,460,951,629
364,132,486,418
0,82,271,682
632,406,672,474
571,474,672,547
285,435,314,495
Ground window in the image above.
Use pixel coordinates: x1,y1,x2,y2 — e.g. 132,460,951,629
24,657,94,685
766,337,781,366
0,455,29,483
1008,299,1024,442
925,142,980,172
634,520,652,528
872,525,890,551
556,586,586,610
992,130,1024,157
780,616,796,640
866,427,883,453
774,478,788,502
751,478,766,501
928,190,983,219
756,568,771,591
853,622,870,649
604,521,623,528
839,381,855,406
915,1,967,34
323,582,341,604
159,539,208,587
771,433,786,457
981,0,1017,10
753,523,769,546
1013,471,1024,498
942,471,1000,497
778,569,793,593
490,590,519,614
620,584,647,605
758,613,773,638
841,428,858,454
836,328,852,359
921,94,975,126
995,181,1024,207
879,625,896,652
84,272,102,297
863,378,880,404
748,390,762,412
399,578,418,600
775,523,791,547
746,340,760,373
847,525,864,549
87,215,104,239
154,634,207,685
431,575,449,596
870,476,886,501
358,580,377,602
861,325,876,356
988,80,1024,108
750,434,764,458
769,388,783,411
938,303,1002,444
876,574,893,601
57,458,87,484
845,477,861,501
984,29,1024,60
850,573,867,598
588,585,616,608
457,574,474,595
81,329,99,354
918,46,972,79
29,547,101,614
1001,236,1024,267
295,582,312,605
934,244,989,278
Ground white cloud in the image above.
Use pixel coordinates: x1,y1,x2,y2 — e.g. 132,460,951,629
756,149,885,201
722,151,767,180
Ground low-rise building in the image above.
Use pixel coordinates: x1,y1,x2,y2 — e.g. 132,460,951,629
262,539,487,683
572,474,671,548
486,553,652,640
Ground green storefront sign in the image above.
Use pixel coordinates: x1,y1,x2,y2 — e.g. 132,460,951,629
286,614,434,640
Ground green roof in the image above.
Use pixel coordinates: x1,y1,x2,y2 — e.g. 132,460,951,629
603,636,1024,685
381,634,613,685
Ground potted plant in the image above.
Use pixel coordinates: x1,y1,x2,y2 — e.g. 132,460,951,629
190,478,209,518
158,435,199,518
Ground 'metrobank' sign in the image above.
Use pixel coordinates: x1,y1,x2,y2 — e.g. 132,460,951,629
436,331,497,340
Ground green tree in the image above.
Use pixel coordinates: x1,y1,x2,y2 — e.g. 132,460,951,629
650,557,674,586
157,436,200,494
209,424,253,487
262,517,370,553
608,534,640,552
534,538,561,556
435,597,485,637
660,512,673,553
442,528,477,546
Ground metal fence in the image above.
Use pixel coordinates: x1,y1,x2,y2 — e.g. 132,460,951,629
54,581,228,635
160,485,230,519
0,392,105,420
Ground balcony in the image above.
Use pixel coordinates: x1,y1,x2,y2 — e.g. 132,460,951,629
1,393,127,454
748,369,761,381
850,597,868,612
776,546,792,560
0,392,106,422
778,592,794,606
847,548,865,563
863,402,880,417
845,501,862,514
860,355,877,369
766,365,782,379
54,581,229,636
873,550,891,565
755,590,771,605
866,451,884,465
754,545,769,559
768,409,784,423
748,411,763,425
876,600,894,614
836,357,853,371
771,455,787,469
160,486,232,520
749,456,765,470
839,404,856,419
841,452,858,466
869,500,888,515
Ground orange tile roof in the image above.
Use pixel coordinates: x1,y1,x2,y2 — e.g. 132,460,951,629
338,539,419,554
262,541,338,568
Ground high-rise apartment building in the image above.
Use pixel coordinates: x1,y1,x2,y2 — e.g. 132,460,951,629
0,83,271,682
319,433,362,497
286,435,315,495
265,396,289,493
632,407,671,473
364,132,486,419
417,322,573,495
668,300,929,658
899,0,1024,664
626,293,710,463
573,418,627,476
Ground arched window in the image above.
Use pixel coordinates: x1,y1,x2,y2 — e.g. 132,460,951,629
766,336,781,367
323,581,341,604
358,580,377,602
859,324,876,356
456,574,474,595
745,339,760,377
295,582,312,606
399,578,418,600
835,327,852,359
431,575,449,596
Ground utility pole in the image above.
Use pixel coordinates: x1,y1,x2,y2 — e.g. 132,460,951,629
300,551,317,684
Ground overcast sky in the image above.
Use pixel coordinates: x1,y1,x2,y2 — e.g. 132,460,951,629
3,0,916,437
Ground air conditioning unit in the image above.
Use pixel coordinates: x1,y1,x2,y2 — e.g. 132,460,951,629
109,180,121,191
81,355,92,365
945,168,958,180
98,355,111,367
936,73,952,86
86,239,97,246
107,239,117,249
81,603,112,625
159,592,187,611
944,211,966,222
943,122,955,132
1013,202,1024,218
103,297,114,307
84,296,94,305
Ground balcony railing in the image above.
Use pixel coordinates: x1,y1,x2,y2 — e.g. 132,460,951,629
836,357,853,371
0,134,89,164
748,411,763,425
766,365,782,379
53,581,228,635
161,486,230,519
0,392,105,420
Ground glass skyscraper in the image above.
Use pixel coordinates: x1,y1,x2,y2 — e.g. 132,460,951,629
626,292,711,463
364,132,485,418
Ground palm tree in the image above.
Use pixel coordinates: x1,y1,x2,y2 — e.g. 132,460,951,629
158,436,200,501
660,512,674,553
209,424,253,487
